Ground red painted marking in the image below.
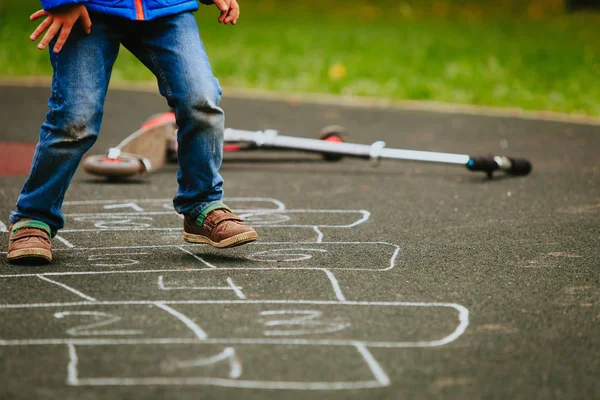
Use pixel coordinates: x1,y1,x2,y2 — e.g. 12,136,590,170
223,144,242,152
140,112,176,130
102,157,122,164
0,142,37,177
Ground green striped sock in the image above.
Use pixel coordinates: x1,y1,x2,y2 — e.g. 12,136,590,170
11,220,52,237
197,203,231,226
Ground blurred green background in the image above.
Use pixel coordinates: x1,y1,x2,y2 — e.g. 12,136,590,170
1,0,599,115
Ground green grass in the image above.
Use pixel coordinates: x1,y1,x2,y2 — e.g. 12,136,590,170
1,0,599,115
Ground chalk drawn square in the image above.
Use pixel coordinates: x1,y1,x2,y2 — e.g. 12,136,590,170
185,242,401,271
0,304,206,342
67,342,389,390
170,302,465,345
46,269,346,302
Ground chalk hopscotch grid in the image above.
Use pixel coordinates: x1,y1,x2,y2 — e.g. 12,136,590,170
0,197,469,390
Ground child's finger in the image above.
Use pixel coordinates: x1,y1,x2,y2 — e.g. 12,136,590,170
52,24,72,53
224,10,237,24
37,21,61,50
233,0,239,24
30,16,53,41
30,10,49,21
224,3,239,24
213,0,230,12
80,7,92,34
218,9,227,23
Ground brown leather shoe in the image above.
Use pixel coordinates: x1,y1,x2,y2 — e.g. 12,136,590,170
7,220,52,264
183,207,257,248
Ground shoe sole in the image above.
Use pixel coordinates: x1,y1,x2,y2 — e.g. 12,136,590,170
7,248,52,264
183,231,258,248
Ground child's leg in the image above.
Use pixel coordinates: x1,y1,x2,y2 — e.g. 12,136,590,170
122,12,224,221
10,15,123,236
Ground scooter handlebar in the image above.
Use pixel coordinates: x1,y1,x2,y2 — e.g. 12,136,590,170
466,155,532,177
507,157,533,176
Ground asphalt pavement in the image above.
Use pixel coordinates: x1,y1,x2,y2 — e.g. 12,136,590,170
0,84,598,400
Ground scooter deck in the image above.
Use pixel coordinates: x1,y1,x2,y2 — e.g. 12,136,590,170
82,113,176,178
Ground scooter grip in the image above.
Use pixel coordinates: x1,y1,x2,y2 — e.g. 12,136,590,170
507,157,532,176
466,156,498,174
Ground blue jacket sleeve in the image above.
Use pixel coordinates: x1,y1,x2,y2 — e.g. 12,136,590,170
41,0,87,11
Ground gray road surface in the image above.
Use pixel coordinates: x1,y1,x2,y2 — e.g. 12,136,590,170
0,85,598,400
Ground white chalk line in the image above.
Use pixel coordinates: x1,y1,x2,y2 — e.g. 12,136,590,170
177,246,217,269
313,226,324,243
71,376,385,390
60,228,181,233
0,242,401,275
353,342,390,386
0,267,346,278
153,302,207,340
64,210,286,217
3,334,463,348
0,241,397,249
323,270,346,302
389,245,401,271
63,197,286,211
4,269,344,302
0,241,391,251
158,276,246,300
0,242,400,277
0,300,469,349
66,343,386,389
61,225,364,233
0,299,461,309
9,269,341,303
0,241,400,270
36,275,97,302
67,344,78,386
55,235,75,248
104,202,145,212
247,248,327,263
66,211,178,217
63,198,170,205
226,278,246,300
64,206,311,219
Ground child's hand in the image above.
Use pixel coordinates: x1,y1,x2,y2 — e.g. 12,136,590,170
29,5,92,53
213,0,240,25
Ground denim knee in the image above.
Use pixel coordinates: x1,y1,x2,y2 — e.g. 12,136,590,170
44,107,101,154
174,78,223,129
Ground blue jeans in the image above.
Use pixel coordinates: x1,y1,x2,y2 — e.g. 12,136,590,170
10,12,224,236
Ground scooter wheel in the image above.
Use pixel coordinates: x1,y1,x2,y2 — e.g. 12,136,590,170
82,154,145,178
319,125,346,162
